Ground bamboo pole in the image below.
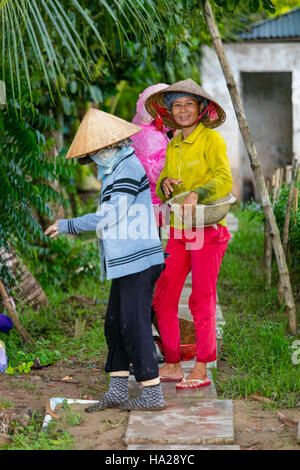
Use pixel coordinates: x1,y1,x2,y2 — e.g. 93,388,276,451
265,219,273,288
0,280,34,344
283,183,295,258
285,165,292,184
278,182,295,303
294,187,299,213
264,178,272,287
203,0,297,333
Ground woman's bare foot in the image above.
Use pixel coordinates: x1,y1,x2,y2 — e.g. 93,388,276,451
159,363,184,381
177,362,209,388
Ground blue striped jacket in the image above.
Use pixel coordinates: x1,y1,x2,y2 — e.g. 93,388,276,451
58,148,164,280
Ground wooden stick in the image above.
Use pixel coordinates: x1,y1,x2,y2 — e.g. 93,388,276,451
283,183,295,257
264,178,272,287
0,280,34,344
292,160,299,182
277,168,284,202
264,219,273,288
278,182,295,304
275,167,284,299
272,171,277,205
285,165,292,184
203,0,297,333
293,187,299,213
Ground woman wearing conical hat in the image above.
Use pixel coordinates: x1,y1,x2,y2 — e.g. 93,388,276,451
45,108,166,411
146,79,233,389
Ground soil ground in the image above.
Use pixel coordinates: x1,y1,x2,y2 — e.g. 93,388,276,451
1,357,299,450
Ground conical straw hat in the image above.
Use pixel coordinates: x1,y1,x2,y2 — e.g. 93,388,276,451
145,78,226,129
66,108,142,159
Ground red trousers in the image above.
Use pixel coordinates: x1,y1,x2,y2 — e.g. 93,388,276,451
152,225,230,363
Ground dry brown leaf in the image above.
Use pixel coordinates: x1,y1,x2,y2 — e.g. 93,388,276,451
249,394,273,404
61,375,73,382
240,442,259,450
276,411,298,429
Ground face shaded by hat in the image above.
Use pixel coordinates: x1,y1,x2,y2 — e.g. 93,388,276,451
145,79,226,130
77,138,133,166
164,92,209,113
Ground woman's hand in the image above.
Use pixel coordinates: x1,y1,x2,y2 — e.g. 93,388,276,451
180,191,198,221
44,221,59,239
161,177,183,198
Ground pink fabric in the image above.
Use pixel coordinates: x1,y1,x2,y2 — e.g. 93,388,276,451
152,225,231,363
131,84,170,205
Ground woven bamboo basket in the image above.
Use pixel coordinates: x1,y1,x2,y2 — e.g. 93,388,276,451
167,192,236,227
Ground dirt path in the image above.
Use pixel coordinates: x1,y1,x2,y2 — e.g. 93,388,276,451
1,358,299,450
0,358,129,449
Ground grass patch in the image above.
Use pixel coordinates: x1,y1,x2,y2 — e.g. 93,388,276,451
0,277,111,370
213,208,300,408
0,277,111,450
3,412,75,450
0,399,13,409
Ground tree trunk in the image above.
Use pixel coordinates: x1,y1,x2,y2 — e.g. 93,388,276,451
0,246,48,311
203,0,297,334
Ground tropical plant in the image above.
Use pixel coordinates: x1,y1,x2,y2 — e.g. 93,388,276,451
273,183,300,272
0,0,284,109
0,0,176,106
0,87,76,286
210,0,276,13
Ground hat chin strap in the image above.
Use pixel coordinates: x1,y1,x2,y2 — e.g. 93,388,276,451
153,101,218,130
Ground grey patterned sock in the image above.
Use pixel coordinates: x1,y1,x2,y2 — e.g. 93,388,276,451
120,383,165,411
85,376,129,413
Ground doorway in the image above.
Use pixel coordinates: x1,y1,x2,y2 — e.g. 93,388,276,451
241,72,293,202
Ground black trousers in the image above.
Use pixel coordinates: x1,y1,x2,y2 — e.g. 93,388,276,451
104,263,164,383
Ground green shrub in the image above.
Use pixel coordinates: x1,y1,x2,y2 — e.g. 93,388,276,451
240,183,300,272
273,183,300,271
25,235,101,289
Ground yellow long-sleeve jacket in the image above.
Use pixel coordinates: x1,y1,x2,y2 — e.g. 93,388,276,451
155,122,233,227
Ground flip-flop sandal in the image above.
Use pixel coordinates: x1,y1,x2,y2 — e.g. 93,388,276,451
176,378,211,390
159,376,183,383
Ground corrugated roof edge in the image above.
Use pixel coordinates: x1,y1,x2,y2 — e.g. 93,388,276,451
237,7,300,41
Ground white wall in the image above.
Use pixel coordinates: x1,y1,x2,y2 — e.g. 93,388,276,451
201,42,300,200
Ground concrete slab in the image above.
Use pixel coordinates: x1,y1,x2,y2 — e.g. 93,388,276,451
216,304,223,321
152,325,159,336
226,213,238,224
216,324,225,339
125,399,234,446
297,421,300,443
179,296,190,306
127,445,240,450
181,287,192,297
180,360,217,371
178,305,193,321
170,383,217,400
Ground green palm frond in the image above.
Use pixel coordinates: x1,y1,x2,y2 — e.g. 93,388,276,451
0,0,167,107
